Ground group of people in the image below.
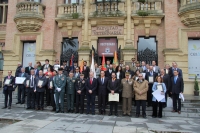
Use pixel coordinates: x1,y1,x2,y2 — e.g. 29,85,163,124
2,58,184,118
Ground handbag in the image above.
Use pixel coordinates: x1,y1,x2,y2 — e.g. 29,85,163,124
167,97,173,107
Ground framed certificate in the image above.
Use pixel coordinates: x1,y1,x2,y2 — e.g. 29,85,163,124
108,93,119,102
5,79,11,85
50,81,53,88
26,80,30,86
38,80,43,86
15,77,26,84
148,76,154,83
157,84,163,91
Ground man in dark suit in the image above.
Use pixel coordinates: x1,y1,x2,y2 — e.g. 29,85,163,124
41,59,53,74
15,62,22,77
16,67,28,104
74,67,80,78
160,69,171,107
48,73,56,111
171,70,184,114
33,64,39,77
25,62,34,75
107,72,120,116
145,66,158,106
75,74,86,114
124,65,134,79
85,71,97,115
25,69,36,109
172,63,183,78
35,70,47,111
2,70,15,109
97,70,109,115
105,64,114,80
82,61,90,79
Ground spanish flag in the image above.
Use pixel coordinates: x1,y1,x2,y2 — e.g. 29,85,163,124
80,59,84,73
101,53,107,71
113,51,118,66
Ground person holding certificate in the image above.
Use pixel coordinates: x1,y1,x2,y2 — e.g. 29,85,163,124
35,70,47,111
121,73,134,116
2,70,15,109
16,68,28,104
134,73,148,118
152,76,167,118
145,66,158,107
107,72,120,116
25,70,36,109
53,68,67,113
48,73,56,111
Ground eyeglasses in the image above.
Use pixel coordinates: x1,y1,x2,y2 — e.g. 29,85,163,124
139,76,143,77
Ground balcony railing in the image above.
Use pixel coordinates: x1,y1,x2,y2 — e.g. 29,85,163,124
132,0,163,16
90,0,125,18
0,2,8,24
179,0,200,13
57,4,83,19
15,1,45,19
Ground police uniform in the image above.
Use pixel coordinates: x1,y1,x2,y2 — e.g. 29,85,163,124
66,76,76,112
53,73,67,113
75,74,86,114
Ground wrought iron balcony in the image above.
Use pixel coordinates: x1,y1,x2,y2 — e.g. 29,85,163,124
132,0,164,16
179,0,200,27
89,0,125,18
14,1,45,32
56,3,83,19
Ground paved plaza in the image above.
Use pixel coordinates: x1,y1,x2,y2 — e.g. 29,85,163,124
0,107,199,133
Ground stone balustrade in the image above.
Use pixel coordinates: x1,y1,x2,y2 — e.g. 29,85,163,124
179,0,200,13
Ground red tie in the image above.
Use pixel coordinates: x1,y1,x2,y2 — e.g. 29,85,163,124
90,78,92,85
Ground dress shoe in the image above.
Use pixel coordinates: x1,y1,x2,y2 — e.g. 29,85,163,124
67,109,71,113
136,114,139,118
178,111,181,114
16,102,21,104
71,110,74,113
51,108,56,111
127,113,132,117
21,102,25,104
35,108,38,111
115,113,118,117
123,113,126,116
143,115,146,118
2,106,7,109
26,107,31,109
152,116,157,118
8,106,11,109
80,111,83,114
56,111,59,113
61,111,64,113
98,112,102,115
171,110,177,113
86,112,89,115
41,108,44,111
75,111,79,114
158,116,162,118
108,113,112,116
92,113,95,115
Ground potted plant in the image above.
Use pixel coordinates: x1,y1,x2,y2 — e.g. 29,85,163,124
194,75,199,96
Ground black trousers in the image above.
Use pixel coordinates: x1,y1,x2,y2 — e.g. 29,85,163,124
136,100,146,115
98,94,106,113
172,94,181,111
17,85,25,103
36,92,44,108
50,92,55,109
46,87,51,105
76,94,84,112
152,101,163,117
4,89,12,107
109,101,118,114
86,94,95,113
27,89,36,109
147,84,153,106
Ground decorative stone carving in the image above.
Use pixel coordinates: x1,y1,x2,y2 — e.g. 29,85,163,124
14,1,45,32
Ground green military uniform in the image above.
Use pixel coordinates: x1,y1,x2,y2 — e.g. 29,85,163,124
53,74,67,112
66,77,76,111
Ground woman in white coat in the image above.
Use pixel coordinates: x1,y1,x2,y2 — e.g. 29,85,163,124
152,76,166,118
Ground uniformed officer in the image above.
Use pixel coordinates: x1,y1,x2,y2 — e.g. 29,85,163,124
66,72,76,113
53,68,67,113
75,74,85,114
121,73,134,116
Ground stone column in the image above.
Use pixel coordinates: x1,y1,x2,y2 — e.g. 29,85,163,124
82,0,89,47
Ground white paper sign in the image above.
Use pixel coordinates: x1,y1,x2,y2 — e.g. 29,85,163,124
108,93,119,102
23,42,36,68
152,89,165,102
15,77,26,84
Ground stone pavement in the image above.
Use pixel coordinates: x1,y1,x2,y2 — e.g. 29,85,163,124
0,107,199,133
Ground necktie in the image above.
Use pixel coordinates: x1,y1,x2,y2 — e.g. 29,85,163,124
21,73,24,77
31,76,33,87
127,79,128,83
174,77,177,84
90,78,92,85
101,78,103,84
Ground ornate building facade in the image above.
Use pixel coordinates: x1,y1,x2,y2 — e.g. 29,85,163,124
0,0,200,94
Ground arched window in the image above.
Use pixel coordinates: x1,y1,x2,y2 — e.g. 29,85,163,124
0,52,3,71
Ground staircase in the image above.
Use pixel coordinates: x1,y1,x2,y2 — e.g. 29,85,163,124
0,88,200,118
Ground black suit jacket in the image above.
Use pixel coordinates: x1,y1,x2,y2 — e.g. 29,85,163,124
15,66,22,77
85,78,97,95
105,69,114,79
169,67,183,78
35,76,47,92
145,71,158,84
25,66,34,75
107,79,120,93
48,77,55,93
97,77,109,95
24,75,36,92
3,76,15,91
75,78,86,95
41,64,53,71
170,76,184,94
162,74,171,91
116,71,125,80
82,66,90,79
